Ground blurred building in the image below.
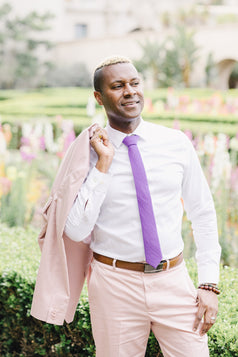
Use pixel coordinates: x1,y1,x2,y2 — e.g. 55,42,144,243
5,0,238,89
5,0,199,41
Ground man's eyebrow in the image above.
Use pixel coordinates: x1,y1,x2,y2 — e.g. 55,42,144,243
111,80,124,84
111,77,140,84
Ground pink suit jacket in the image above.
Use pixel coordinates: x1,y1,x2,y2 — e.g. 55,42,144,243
31,124,97,325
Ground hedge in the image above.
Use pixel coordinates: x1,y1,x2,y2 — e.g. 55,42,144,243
0,263,237,356
1,87,238,138
0,224,237,356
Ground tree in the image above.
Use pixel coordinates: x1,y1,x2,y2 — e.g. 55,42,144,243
134,40,164,88
160,45,182,87
205,52,216,87
228,62,238,89
135,26,199,88
0,3,54,89
171,26,199,87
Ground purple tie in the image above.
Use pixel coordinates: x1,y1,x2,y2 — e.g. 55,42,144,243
123,135,162,268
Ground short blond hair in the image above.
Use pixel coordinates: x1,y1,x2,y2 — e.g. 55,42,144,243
93,55,132,91
94,55,131,72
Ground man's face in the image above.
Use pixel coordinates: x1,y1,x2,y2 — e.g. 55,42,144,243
94,63,144,132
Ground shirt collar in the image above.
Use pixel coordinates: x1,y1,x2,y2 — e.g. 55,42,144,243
106,118,147,149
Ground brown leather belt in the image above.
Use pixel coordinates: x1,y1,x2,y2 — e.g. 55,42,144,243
93,252,183,273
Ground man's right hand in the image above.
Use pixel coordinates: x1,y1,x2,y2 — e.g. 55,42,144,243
90,126,114,173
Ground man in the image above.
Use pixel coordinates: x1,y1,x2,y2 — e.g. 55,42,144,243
64,56,221,356
65,57,220,357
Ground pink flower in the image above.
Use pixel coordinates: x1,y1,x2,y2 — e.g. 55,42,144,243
21,137,30,145
230,167,238,192
184,130,193,141
0,177,12,195
173,120,180,130
39,136,45,150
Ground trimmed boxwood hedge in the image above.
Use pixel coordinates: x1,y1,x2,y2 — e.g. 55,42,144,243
0,225,237,356
1,87,238,144
0,263,238,356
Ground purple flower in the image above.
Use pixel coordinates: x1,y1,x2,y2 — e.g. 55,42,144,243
20,147,36,163
21,137,30,146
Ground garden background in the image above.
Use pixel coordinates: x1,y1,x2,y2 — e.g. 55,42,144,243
0,1,238,356
1,86,238,356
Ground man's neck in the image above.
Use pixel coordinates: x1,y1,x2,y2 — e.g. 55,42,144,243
108,116,141,134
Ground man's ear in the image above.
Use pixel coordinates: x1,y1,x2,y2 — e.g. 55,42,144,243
94,91,103,106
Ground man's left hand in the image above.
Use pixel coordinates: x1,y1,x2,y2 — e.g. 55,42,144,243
193,289,218,336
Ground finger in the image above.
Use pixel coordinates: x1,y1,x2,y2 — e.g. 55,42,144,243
210,315,217,324
199,321,213,335
90,131,103,143
91,128,108,142
193,306,205,331
198,310,217,335
203,304,217,322
204,312,217,328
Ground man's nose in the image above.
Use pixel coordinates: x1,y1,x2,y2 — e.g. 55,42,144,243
123,83,136,96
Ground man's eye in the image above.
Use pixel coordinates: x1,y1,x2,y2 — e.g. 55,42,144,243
132,82,139,86
112,84,122,89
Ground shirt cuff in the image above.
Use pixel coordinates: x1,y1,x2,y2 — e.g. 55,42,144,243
85,166,111,193
197,263,220,285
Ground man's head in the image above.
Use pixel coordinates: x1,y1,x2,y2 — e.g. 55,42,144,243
93,56,144,133
94,56,132,92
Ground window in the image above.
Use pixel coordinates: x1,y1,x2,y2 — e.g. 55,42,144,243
75,23,88,39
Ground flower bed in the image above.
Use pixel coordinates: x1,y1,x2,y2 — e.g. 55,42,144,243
1,108,237,265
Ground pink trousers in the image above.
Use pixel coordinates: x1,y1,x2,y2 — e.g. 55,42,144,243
88,258,209,357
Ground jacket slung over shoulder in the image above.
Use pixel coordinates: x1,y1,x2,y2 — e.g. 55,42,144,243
31,124,98,325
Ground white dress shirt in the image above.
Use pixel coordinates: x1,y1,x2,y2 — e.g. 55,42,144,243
64,119,221,284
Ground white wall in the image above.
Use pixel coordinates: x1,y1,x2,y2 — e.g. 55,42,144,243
5,0,64,41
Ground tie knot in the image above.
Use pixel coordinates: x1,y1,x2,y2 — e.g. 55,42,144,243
123,135,139,147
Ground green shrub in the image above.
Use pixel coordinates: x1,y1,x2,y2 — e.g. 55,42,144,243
0,263,237,356
0,225,40,280
0,272,95,356
146,260,238,357
0,224,237,356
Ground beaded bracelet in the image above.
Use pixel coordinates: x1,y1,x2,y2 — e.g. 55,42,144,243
198,283,220,295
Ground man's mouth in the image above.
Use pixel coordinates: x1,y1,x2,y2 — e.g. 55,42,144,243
122,101,139,107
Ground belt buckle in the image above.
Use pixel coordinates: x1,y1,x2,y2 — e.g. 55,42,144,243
144,262,164,274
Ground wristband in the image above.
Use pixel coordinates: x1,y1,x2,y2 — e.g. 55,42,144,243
198,283,220,295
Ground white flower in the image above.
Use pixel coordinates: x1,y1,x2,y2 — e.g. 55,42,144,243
87,96,96,117
91,113,105,127
203,134,216,155
22,123,33,138
211,134,231,192
230,137,238,151
44,122,58,153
